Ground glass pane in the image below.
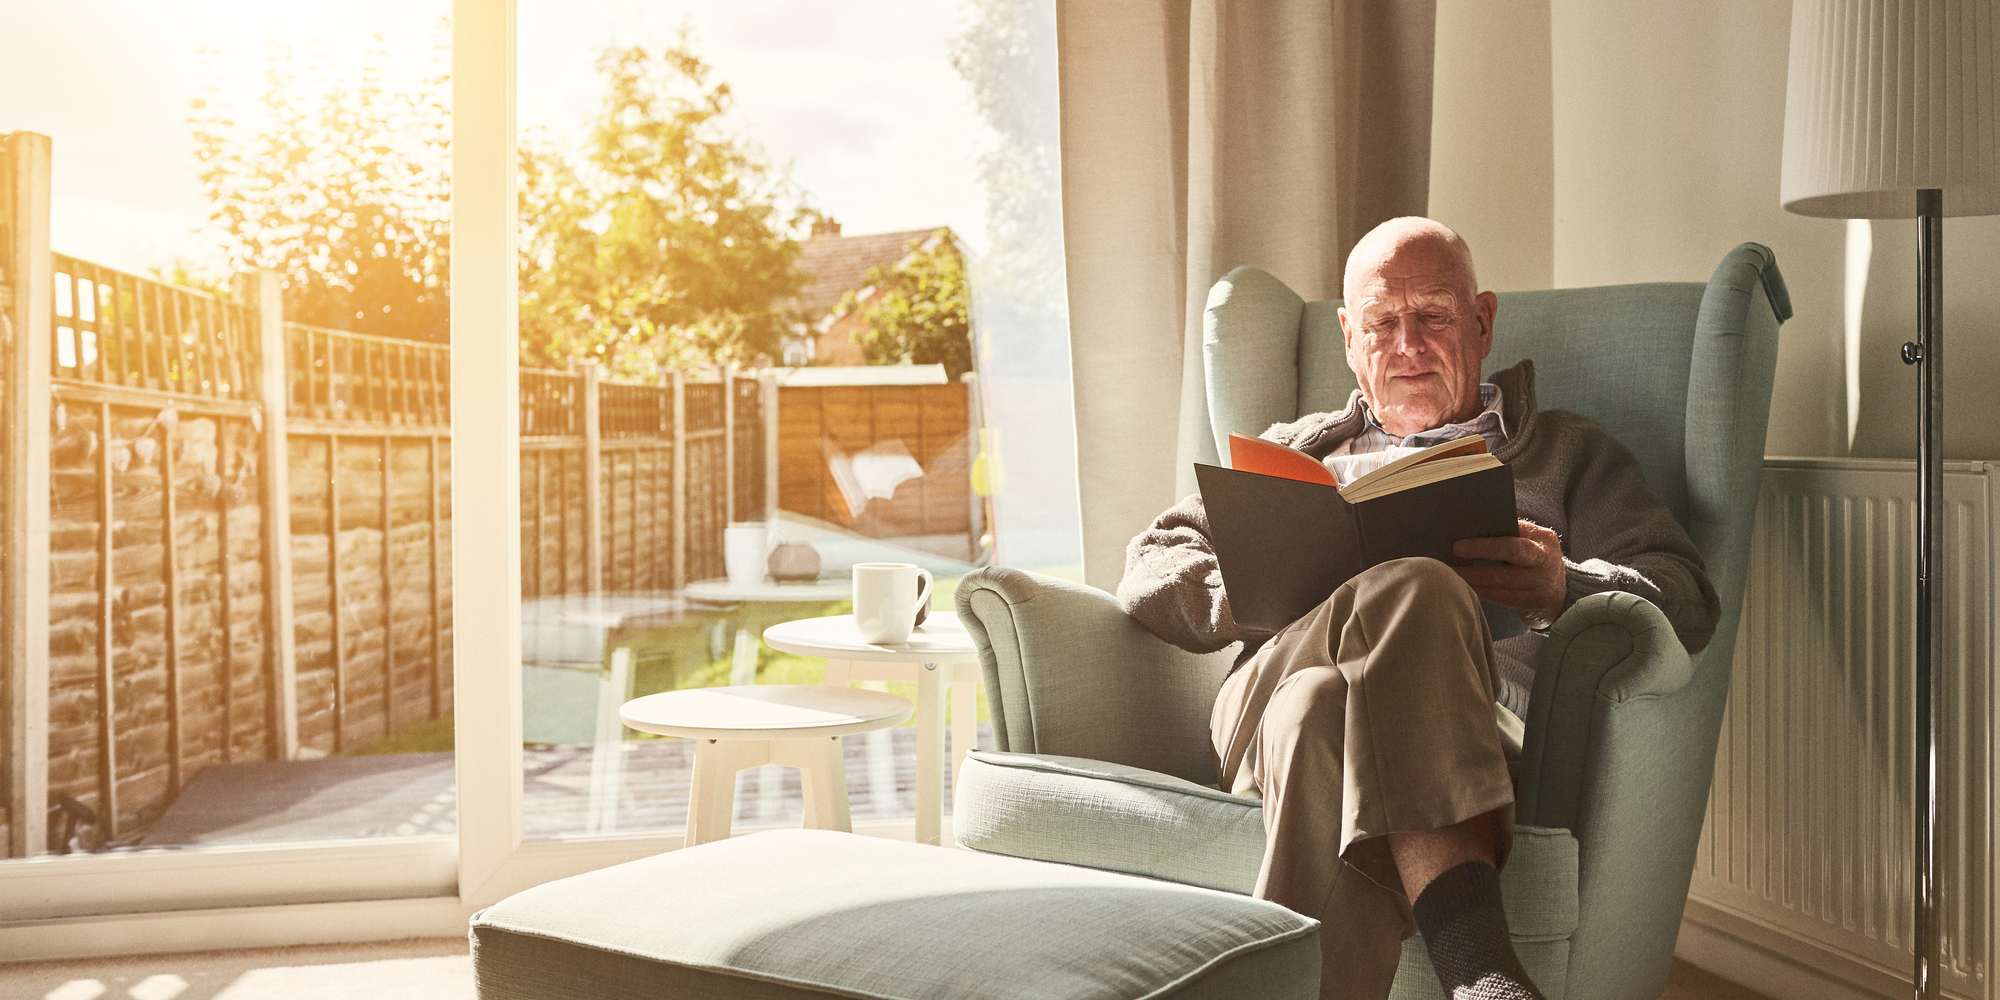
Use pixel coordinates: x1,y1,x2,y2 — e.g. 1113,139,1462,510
0,3,455,862
514,0,1079,839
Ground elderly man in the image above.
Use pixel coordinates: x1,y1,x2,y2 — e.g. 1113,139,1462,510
1116,217,1719,1000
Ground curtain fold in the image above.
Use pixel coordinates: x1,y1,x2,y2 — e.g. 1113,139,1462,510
1058,0,1439,591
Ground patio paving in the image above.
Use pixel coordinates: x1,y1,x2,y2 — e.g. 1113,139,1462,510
136,723,993,847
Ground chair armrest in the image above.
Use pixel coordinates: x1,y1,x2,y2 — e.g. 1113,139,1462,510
953,566,1238,787
1513,591,1694,830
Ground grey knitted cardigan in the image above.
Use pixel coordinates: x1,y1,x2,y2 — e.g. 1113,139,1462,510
1113,359,1720,716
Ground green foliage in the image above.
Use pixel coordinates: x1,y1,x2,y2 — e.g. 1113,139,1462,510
518,42,814,375
189,29,807,373
839,232,973,379
950,0,1064,314
189,33,451,342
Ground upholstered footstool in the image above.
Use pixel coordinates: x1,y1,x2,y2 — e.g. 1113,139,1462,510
469,829,1321,999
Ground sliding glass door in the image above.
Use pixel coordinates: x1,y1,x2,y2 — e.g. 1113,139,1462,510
0,0,1078,936
0,0,459,920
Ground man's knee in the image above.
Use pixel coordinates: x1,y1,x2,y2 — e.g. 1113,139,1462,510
1263,667,1345,748
1349,556,1478,616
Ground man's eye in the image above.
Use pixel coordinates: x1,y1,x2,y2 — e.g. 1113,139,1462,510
1420,311,1455,327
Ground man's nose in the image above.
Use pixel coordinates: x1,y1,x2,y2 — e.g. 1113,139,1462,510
1390,314,1426,354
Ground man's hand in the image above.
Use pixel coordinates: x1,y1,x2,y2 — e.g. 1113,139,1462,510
1450,519,1565,630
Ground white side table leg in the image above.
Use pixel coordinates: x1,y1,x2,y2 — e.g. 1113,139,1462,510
823,658,851,687
588,647,635,834
729,627,759,686
687,739,762,847
949,672,977,797
779,735,853,834
915,662,945,845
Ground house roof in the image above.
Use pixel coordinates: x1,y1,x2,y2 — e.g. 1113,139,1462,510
790,227,944,321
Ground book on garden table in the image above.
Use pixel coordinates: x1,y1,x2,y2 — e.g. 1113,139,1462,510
1195,433,1522,636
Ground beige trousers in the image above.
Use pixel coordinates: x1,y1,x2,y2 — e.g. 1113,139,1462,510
1210,556,1521,1000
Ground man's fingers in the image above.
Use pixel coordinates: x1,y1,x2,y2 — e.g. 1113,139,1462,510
1517,518,1558,541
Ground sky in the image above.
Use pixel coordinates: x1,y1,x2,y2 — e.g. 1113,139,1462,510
0,0,992,274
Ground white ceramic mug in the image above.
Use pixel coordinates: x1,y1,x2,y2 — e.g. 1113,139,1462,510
852,562,932,644
724,522,769,585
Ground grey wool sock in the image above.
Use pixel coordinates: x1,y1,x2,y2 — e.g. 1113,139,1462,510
1411,860,1545,1000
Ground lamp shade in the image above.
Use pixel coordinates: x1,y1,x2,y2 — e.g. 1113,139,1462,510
1781,0,2000,219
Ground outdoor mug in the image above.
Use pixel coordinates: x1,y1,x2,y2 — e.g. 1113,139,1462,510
724,522,769,585
852,562,932,644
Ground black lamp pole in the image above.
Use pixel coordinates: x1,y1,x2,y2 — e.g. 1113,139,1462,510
1905,187,1944,1000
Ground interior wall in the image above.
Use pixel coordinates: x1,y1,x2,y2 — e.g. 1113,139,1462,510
1429,0,1553,294
1542,0,2000,460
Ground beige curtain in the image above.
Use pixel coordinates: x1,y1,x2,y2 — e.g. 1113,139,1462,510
1058,0,1438,591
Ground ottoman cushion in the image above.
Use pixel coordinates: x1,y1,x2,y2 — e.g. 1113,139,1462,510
470,828,1320,999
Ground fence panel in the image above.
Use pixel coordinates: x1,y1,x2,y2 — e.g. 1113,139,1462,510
286,324,449,427
683,382,726,583
53,257,256,402
731,376,763,522
777,382,975,559
42,397,269,841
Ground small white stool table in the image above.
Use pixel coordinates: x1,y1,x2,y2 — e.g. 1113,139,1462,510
762,614,981,846
682,577,852,684
620,685,911,847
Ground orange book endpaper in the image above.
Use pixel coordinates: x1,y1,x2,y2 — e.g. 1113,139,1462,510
1227,432,1338,487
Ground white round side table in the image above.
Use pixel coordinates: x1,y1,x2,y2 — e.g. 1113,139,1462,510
620,685,911,847
762,614,981,846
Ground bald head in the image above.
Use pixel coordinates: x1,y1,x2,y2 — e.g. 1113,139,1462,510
1342,216,1479,305
1335,216,1498,437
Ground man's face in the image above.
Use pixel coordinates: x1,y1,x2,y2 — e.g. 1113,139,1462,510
1337,240,1497,438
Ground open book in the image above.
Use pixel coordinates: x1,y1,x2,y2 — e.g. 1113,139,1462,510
1195,434,1522,636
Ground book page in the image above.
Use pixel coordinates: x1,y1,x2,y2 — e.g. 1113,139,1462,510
1338,436,1488,498
1340,453,1501,503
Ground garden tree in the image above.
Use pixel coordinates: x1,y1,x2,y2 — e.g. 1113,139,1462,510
949,0,1064,324
839,233,973,380
518,42,814,374
189,34,451,342
189,30,804,372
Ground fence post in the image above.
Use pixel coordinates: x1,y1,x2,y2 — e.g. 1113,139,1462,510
580,362,603,596
5,132,51,857
671,370,686,589
721,365,735,524
240,270,299,760
760,372,778,524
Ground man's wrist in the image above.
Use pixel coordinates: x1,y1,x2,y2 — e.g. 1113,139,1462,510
1521,601,1560,632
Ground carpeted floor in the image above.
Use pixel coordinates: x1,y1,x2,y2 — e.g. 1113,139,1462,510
0,938,473,1000
0,936,1769,999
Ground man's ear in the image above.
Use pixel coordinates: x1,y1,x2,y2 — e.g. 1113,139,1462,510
1475,290,1498,353
1336,305,1352,349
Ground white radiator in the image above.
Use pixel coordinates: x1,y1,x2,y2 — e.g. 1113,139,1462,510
1683,458,2000,1000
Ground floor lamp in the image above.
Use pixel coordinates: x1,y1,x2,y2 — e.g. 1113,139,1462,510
1778,3,2000,997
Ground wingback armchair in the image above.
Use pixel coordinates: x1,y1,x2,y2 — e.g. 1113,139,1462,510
949,244,1791,999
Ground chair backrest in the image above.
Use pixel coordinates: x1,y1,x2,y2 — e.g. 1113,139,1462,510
1202,243,1792,651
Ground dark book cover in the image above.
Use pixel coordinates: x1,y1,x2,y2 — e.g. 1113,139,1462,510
1194,461,1521,637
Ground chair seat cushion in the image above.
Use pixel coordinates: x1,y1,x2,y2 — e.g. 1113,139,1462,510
953,749,1268,893
952,749,1581,942
470,828,1321,1000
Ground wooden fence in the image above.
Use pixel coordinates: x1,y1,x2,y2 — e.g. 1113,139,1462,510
778,381,981,561
0,133,976,857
